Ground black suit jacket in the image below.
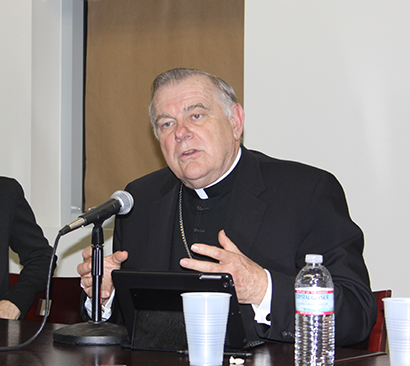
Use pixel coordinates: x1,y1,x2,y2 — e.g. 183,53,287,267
112,147,377,346
0,177,54,319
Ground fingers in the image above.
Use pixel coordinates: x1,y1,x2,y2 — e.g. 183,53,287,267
77,247,92,276
111,250,128,265
77,261,91,277
78,248,128,300
82,246,92,261
78,249,128,275
180,230,240,269
179,231,268,305
187,231,242,264
218,230,241,254
180,256,220,273
0,300,21,320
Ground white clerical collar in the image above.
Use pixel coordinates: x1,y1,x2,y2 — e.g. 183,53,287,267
194,148,242,199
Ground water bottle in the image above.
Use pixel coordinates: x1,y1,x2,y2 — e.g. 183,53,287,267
294,254,335,366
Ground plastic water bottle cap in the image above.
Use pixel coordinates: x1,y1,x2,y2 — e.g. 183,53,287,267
305,254,323,263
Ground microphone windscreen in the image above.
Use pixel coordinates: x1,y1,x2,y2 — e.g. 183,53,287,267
111,190,134,215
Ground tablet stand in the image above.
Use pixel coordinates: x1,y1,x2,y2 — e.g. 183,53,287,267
53,224,128,345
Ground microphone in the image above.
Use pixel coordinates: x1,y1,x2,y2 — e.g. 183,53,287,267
59,190,134,235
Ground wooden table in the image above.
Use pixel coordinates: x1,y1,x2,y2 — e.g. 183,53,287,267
0,319,389,365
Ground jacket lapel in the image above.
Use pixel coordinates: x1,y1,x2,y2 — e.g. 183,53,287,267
146,176,179,270
224,148,268,256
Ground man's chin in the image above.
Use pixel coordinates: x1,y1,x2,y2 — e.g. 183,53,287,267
181,174,212,190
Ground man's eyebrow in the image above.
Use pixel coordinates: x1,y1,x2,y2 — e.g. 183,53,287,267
184,103,209,112
155,104,209,125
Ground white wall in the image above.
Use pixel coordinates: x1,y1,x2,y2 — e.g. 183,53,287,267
3,1,410,297
244,1,410,296
0,2,32,191
1,0,105,277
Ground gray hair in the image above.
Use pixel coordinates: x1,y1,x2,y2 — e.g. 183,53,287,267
149,68,239,138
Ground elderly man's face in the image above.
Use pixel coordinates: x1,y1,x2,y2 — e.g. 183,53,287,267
153,75,243,189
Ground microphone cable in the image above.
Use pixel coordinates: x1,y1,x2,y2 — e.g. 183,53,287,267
0,232,60,351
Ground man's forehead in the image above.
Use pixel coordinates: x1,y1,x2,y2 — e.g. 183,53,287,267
154,78,217,111
157,75,216,97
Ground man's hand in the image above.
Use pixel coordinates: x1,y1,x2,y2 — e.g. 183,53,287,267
180,230,268,306
0,300,21,319
77,247,128,305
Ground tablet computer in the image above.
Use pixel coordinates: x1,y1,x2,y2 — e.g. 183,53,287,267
112,270,248,352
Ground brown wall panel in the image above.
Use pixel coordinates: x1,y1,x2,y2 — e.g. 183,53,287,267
85,0,244,209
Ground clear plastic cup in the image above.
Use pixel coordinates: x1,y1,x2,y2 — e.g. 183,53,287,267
181,292,231,366
383,298,410,321
383,298,410,365
389,349,410,366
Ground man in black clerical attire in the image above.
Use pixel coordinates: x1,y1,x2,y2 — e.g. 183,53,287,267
78,68,377,346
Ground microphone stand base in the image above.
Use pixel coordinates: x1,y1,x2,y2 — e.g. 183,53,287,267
53,321,128,345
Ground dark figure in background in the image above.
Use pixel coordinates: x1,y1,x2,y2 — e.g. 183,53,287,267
0,177,54,319
78,68,377,346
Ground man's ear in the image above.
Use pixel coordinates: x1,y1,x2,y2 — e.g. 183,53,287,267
230,103,245,141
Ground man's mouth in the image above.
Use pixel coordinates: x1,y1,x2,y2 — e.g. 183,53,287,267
181,149,196,156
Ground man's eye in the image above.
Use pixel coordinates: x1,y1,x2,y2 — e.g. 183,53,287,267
160,121,172,129
192,114,202,120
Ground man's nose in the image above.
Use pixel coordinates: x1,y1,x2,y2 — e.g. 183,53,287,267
174,121,192,141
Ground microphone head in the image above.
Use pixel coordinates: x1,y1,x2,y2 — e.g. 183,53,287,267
111,190,134,215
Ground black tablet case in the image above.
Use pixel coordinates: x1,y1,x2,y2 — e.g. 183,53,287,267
112,271,248,352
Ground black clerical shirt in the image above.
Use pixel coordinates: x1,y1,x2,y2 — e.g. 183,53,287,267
169,164,239,271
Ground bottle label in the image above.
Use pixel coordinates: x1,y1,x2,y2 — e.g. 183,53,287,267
295,288,334,315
